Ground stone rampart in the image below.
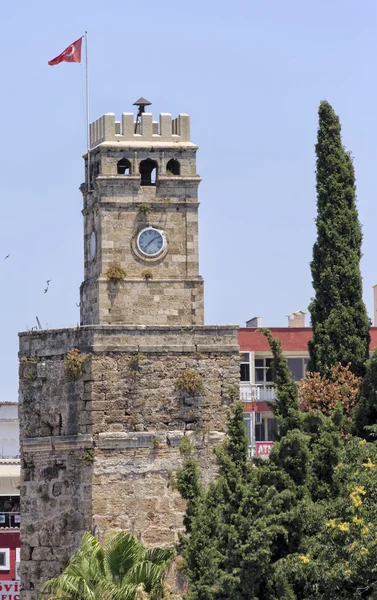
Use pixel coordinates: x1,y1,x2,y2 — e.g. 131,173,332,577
19,325,239,599
90,113,193,149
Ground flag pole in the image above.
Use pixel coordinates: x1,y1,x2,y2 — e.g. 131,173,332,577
85,31,90,192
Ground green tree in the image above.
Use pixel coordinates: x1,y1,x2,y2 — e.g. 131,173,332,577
272,437,377,599
308,100,370,377
353,349,377,438
40,531,173,600
178,330,369,600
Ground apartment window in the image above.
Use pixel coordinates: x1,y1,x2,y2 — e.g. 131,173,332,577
0,548,10,570
240,353,250,382
267,418,278,441
244,413,252,444
255,417,265,442
287,357,309,381
255,358,274,384
255,415,278,442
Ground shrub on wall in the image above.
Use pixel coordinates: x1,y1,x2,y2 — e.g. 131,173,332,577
65,348,89,380
176,369,203,394
138,203,151,215
106,263,127,283
141,269,153,281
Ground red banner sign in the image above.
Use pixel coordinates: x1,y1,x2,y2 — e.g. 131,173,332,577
255,442,273,459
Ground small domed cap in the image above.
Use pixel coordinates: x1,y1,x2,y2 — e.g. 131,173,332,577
133,97,152,107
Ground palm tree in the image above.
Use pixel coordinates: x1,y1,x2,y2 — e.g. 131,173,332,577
40,531,174,600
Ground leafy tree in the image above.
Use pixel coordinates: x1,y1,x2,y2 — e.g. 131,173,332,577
178,329,377,600
40,531,173,600
177,338,308,600
308,100,370,377
299,363,361,418
353,349,377,439
272,437,377,599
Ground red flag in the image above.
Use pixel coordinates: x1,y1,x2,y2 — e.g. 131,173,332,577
48,37,82,66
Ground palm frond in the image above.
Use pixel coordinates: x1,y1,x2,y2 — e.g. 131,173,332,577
143,548,174,567
124,562,167,594
40,530,173,600
104,532,143,584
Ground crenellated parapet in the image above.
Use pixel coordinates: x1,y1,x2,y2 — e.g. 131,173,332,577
90,112,191,149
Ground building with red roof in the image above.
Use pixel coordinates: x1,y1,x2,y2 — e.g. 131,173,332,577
238,309,377,460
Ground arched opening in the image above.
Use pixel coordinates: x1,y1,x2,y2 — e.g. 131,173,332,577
117,158,131,175
140,159,158,186
166,158,180,176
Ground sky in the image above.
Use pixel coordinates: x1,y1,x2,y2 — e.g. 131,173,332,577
1,0,377,401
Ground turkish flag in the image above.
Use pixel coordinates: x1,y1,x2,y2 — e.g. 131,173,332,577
48,37,82,66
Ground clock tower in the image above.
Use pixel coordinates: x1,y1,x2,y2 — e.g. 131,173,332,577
80,98,204,326
18,99,239,600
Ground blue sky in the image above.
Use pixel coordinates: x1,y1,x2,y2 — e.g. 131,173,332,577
1,0,377,400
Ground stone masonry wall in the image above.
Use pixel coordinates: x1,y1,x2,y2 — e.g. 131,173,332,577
80,144,203,328
19,325,239,599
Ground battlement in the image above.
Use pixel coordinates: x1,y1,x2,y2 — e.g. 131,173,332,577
89,112,191,149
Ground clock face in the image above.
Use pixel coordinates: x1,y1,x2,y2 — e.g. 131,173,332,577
137,228,166,257
90,231,96,259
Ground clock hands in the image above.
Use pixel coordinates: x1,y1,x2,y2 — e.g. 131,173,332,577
144,235,161,251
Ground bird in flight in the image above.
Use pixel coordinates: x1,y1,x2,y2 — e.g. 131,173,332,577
4,254,9,260
44,287,48,294
76,302,81,307
47,280,51,286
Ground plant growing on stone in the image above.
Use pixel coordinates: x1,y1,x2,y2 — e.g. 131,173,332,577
138,202,151,215
20,355,39,382
176,369,203,394
167,470,177,490
80,448,95,463
142,268,153,281
152,437,161,449
41,531,173,600
127,352,146,382
179,435,193,455
128,353,146,370
106,263,127,283
20,356,39,364
65,348,89,380
222,382,238,401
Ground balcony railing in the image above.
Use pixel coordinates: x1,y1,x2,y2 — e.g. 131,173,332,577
240,384,277,403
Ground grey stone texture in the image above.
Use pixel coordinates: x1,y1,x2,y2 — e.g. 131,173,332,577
81,112,203,327
19,109,240,599
19,326,239,598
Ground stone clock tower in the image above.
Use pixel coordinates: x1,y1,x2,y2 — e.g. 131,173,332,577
81,99,203,326
18,100,239,600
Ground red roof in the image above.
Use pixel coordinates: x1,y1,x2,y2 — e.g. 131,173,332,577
239,327,377,353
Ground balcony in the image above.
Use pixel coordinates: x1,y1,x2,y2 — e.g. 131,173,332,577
240,384,277,403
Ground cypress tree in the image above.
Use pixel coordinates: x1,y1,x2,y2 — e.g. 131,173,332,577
308,100,370,377
260,328,301,435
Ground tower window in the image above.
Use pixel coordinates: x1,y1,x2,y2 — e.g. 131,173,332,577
166,158,180,176
117,158,131,175
140,159,158,186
